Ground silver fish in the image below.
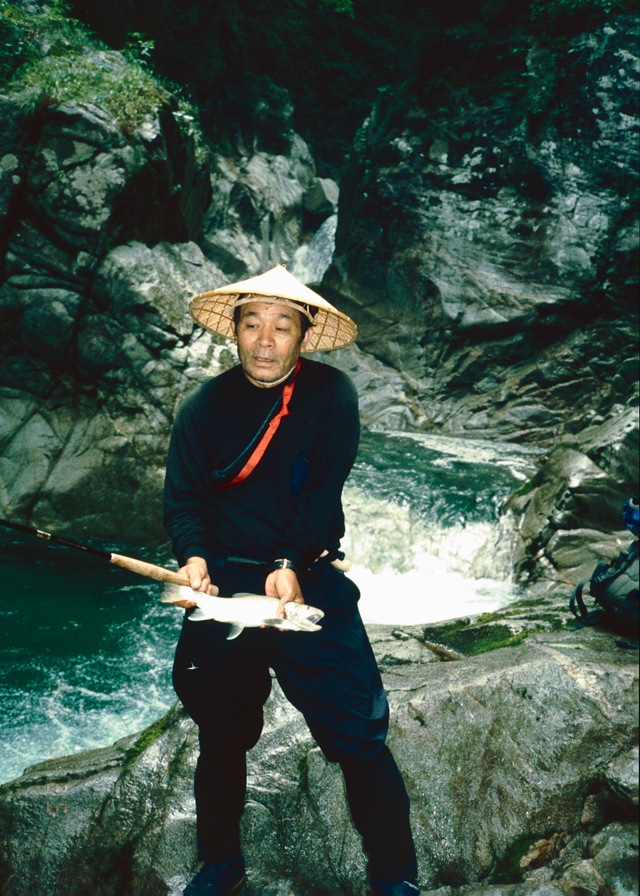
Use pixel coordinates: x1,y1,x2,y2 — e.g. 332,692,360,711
161,585,324,639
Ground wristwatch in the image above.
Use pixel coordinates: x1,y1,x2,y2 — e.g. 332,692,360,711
271,558,296,572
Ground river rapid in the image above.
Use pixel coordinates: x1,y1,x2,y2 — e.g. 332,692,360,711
0,429,540,784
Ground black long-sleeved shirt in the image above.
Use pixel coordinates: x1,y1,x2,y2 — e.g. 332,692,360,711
163,358,360,571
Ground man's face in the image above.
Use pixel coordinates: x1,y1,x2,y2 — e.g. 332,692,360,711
234,301,311,387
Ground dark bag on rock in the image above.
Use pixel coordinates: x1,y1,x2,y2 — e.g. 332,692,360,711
570,539,639,639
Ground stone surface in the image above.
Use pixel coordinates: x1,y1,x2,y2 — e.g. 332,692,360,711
0,19,638,895
0,625,637,896
324,15,639,444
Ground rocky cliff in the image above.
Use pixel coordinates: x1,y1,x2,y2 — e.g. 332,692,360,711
0,6,638,895
325,14,638,444
0,10,636,552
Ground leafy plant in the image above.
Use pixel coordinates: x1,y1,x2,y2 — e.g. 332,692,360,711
0,0,91,83
530,0,628,19
14,51,169,132
1,0,205,142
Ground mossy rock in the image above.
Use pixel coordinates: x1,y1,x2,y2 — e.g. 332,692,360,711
421,618,529,656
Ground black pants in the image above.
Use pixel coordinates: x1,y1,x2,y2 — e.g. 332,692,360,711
173,562,417,884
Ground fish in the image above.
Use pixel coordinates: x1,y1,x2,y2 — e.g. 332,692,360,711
161,585,324,639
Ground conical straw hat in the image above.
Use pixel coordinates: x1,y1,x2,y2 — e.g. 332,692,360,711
190,265,357,352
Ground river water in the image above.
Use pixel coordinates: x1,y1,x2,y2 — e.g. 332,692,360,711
0,429,539,784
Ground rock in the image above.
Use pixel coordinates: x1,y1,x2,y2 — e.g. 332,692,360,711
201,134,317,277
587,822,638,896
0,78,433,540
0,11,637,896
0,94,29,242
601,745,639,813
315,342,431,431
0,626,637,896
303,177,339,217
1,10,638,557
0,236,231,543
567,407,639,490
323,14,639,440
504,445,634,589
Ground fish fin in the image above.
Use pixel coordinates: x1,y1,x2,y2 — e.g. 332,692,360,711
226,624,245,640
160,585,182,604
162,584,200,605
262,618,286,628
187,606,210,621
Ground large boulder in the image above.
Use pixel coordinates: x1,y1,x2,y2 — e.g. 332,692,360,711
506,406,638,590
0,625,637,896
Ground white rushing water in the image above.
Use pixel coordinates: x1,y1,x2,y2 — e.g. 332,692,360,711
289,218,538,626
0,429,540,783
344,429,539,625
289,214,338,283
346,500,521,625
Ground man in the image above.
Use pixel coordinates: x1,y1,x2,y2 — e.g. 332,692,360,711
164,265,419,896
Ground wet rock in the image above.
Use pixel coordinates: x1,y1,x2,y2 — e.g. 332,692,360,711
505,444,634,591
303,176,339,217
0,627,636,896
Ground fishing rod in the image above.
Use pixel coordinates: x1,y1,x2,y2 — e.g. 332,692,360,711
0,518,189,586
0,517,351,579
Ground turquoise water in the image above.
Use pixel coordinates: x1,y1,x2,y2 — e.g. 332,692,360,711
0,539,181,784
0,430,539,783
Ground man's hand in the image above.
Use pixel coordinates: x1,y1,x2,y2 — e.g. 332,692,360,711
173,556,218,608
265,568,304,619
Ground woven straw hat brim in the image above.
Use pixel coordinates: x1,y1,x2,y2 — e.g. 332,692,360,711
189,265,357,352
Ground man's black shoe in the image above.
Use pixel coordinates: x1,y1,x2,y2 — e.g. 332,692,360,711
183,856,247,896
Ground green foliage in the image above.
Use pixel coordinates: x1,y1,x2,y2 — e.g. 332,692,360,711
122,30,155,66
6,0,635,169
318,0,353,14
1,0,205,141
15,51,169,131
530,0,628,20
0,0,91,83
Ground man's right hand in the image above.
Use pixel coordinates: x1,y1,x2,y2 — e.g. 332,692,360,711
173,556,219,608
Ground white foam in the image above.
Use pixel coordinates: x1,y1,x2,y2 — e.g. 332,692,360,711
343,487,520,625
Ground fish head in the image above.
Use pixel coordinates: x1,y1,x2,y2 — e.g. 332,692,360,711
282,602,324,632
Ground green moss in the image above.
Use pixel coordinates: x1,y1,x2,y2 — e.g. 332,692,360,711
421,620,529,656
124,708,177,766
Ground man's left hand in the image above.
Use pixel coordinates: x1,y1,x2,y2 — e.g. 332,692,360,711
265,568,304,619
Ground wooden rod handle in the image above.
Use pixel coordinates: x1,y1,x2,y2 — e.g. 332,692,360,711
109,553,190,586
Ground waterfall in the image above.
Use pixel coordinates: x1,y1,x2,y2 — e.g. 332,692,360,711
289,214,337,284
344,429,539,625
345,492,521,625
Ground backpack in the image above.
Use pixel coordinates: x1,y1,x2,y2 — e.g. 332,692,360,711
570,539,639,641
